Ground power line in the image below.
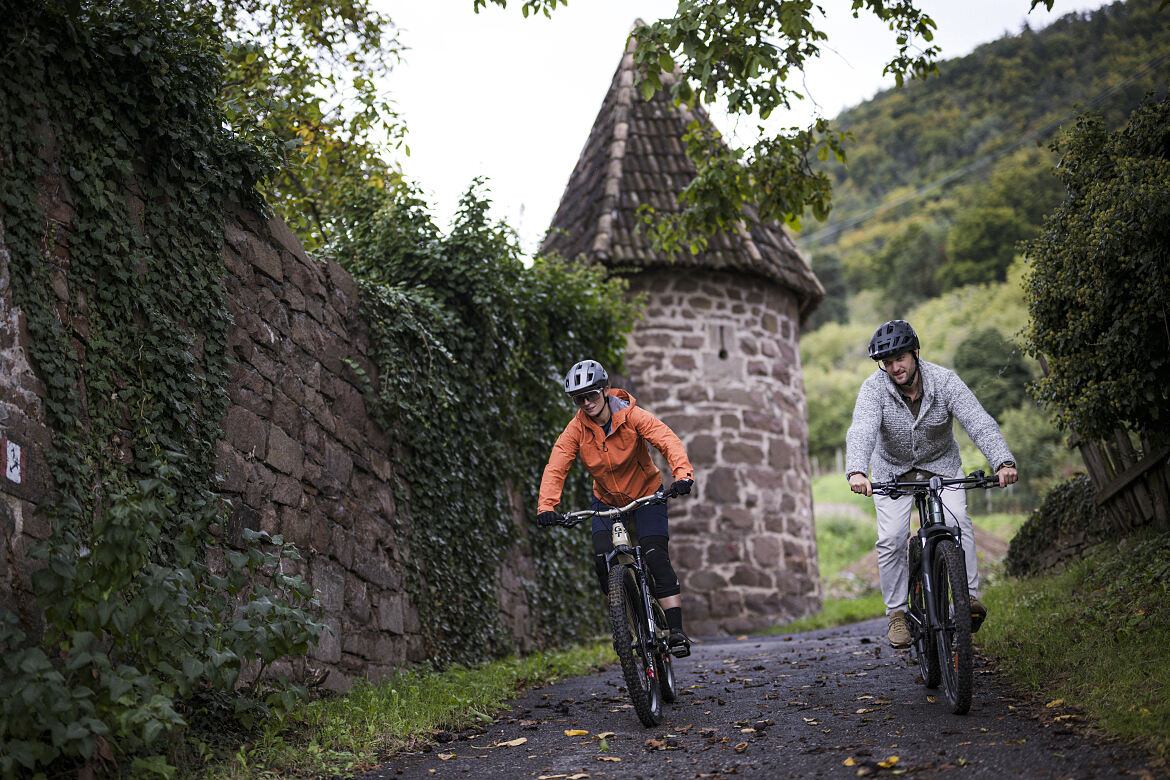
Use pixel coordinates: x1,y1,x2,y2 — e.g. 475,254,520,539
799,52,1170,248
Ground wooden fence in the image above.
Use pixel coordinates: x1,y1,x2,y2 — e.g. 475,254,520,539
1073,430,1170,532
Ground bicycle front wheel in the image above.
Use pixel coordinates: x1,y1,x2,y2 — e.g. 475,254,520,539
932,539,973,714
608,564,663,727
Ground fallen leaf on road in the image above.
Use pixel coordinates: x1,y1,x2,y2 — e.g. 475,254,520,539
597,756,621,762
645,739,665,749
596,732,615,739
438,753,455,760
471,737,528,749
564,730,589,737
736,635,748,640
734,742,748,753
843,757,856,766
878,756,899,768
855,708,875,714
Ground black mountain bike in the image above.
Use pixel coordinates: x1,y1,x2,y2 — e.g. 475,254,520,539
549,489,685,727
870,471,1000,715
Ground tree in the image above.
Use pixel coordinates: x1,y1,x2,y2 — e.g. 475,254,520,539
804,251,848,331
873,222,944,303
203,0,406,251
942,205,1032,289
1023,93,1170,442
626,1,941,250
939,148,1066,290
953,327,1032,419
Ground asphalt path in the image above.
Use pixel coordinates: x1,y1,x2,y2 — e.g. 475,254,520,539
357,618,1164,779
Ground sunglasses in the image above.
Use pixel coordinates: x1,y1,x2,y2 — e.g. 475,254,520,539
572,389,604,406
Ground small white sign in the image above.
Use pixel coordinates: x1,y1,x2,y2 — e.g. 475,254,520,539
4,438,22,484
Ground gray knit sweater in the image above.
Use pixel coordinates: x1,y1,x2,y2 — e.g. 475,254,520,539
845,359,1013,482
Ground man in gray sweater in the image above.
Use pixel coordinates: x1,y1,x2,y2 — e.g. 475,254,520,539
845,320,1018,648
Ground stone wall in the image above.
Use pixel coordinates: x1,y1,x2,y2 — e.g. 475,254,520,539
0,217,55,632
619,269,821,635
0,180,538,689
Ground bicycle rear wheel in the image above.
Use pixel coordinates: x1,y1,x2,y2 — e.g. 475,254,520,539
608,564,663,726
932,539,973,714
909,566,939,688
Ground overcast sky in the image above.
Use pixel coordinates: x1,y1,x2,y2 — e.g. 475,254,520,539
375,1,1109,255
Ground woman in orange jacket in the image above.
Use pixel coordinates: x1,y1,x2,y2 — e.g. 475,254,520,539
537,359,696,654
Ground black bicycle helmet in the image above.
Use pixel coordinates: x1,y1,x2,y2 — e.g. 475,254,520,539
564,359,609,396
868,320,920,361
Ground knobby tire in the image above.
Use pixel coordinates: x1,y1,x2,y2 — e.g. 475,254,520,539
933,539,973,714
608,564,662,727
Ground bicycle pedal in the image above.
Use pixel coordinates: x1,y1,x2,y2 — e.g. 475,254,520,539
970,612,986,633
669,644,691,658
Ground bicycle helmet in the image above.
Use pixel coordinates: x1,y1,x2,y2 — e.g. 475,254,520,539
564,359,609,396
868,320,920,361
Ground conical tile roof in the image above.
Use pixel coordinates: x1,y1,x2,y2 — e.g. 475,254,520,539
542,23,824,321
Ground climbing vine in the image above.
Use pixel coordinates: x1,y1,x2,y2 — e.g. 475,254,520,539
330,179,638,665
0,1,320,774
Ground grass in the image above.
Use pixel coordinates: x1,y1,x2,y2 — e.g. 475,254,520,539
816,513,875,579
978,530,1170,759
197,640,612,778
971,510,1027,540
811,472,873,513
763,592,886,634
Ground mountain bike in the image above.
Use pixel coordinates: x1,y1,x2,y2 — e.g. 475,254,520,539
870,471,1000,715
548,488,684,727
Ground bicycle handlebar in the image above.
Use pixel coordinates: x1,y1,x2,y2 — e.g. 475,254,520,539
557,489,672,528
870,471,1000,499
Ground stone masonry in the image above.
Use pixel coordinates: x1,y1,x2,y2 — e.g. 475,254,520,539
620,270,822,636
0,154,538,690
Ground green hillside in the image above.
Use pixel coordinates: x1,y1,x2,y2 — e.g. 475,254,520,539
793,1,1169,508
798,0,1170,319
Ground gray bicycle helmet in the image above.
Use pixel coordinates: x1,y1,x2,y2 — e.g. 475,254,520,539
564,359,609,395
868,320,920,361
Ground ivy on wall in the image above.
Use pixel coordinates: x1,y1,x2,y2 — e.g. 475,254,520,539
0,1,321,774
330,180,638,665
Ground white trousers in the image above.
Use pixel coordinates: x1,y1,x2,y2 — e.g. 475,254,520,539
874,472,978,615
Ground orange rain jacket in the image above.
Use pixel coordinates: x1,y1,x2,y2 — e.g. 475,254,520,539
538,389,694,512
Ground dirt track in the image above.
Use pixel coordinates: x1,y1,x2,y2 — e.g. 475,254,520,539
356,618,1164,780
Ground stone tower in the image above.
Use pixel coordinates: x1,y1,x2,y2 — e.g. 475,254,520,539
542,27,826,635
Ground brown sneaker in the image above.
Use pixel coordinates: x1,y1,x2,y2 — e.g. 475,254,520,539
970,597,987,633
887,610,911,648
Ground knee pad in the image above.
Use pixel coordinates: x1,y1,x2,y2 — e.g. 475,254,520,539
641,535,681,598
